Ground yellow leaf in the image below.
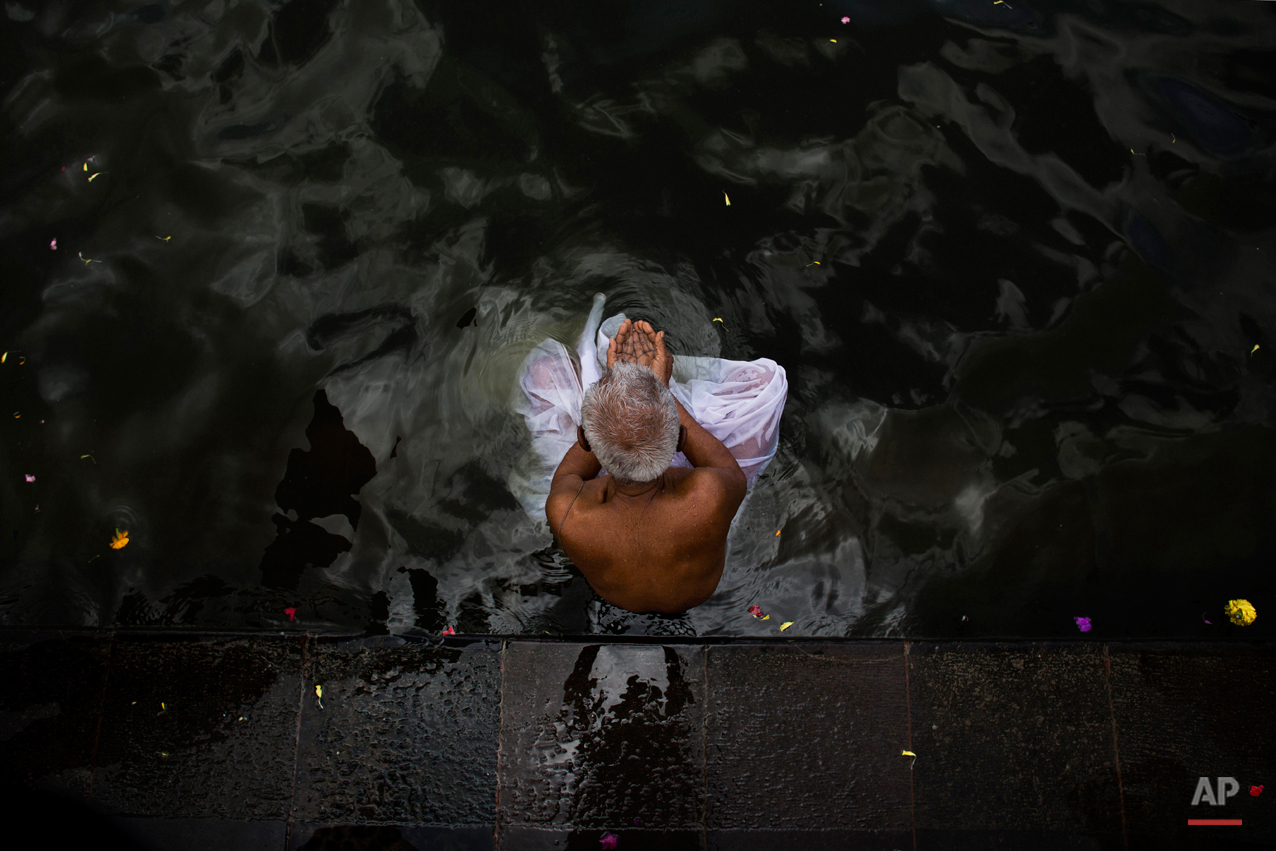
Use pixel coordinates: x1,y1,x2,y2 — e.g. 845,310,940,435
780,622,793,631
901,750,917,757
109,528,129,550
724,192,730,206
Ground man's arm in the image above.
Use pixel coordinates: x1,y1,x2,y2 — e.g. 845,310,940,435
672,395,747,504
545,439,601,537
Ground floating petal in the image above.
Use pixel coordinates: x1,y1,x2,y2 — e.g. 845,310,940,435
1225,599,1257,626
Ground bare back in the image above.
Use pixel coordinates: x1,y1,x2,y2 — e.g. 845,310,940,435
549,467,740,613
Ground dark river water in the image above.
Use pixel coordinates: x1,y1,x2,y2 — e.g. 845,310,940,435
2,0,1275,639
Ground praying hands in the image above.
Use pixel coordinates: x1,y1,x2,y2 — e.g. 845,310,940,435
605,319,674,387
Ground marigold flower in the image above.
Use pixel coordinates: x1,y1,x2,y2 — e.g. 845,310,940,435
1225,599,1256,626
109,528,129,550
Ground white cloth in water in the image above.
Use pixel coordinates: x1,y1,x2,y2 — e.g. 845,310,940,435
512,293,788,520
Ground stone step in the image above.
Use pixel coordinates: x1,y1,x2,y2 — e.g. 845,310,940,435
1,630,1272,848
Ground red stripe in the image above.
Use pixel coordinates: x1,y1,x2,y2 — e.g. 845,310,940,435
1188,819,1242,826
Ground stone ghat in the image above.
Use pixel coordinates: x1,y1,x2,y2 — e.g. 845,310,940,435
1,630,1273,849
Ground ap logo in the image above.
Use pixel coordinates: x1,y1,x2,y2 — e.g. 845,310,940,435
1192,777,1240,806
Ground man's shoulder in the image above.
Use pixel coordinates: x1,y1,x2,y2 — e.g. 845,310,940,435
545,477,583,535
673,466,742,500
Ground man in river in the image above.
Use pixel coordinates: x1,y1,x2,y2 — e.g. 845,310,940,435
514,295,788,619
546,319,747,613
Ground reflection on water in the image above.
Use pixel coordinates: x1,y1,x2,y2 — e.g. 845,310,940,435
1,0,1274,637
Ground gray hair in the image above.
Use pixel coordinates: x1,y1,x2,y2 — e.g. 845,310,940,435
580,361,680,485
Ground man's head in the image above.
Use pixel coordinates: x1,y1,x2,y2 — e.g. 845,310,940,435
579,361,681,486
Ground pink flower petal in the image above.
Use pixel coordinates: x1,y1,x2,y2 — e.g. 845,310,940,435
748,604,763,618
284,607,296,621
442,626,456,636
841,16,850,23
24,474,35,483
1074,616,1092,633
600,833,619,850
50,239,57,250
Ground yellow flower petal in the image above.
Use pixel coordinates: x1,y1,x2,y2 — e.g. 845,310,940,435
780,622,794,631
901,750,917,757
109,528,129,549
724,192,730,206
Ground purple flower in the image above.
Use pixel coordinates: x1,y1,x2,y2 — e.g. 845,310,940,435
1074,616,1092,633
24,475,35,483
600,833,619,850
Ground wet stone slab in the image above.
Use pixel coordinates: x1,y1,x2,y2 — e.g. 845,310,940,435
1108,644,1276,843
290,823,493,850
705,643,911,830
907,643,1122,833
293,636,502,826
111,817,287,851
706,828,913,850
914,829,1125,850
498,825,704,850
0,631,110,797
92,635,303,819
498,642,707,829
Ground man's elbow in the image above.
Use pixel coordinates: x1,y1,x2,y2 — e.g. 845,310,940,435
726,466,747,503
